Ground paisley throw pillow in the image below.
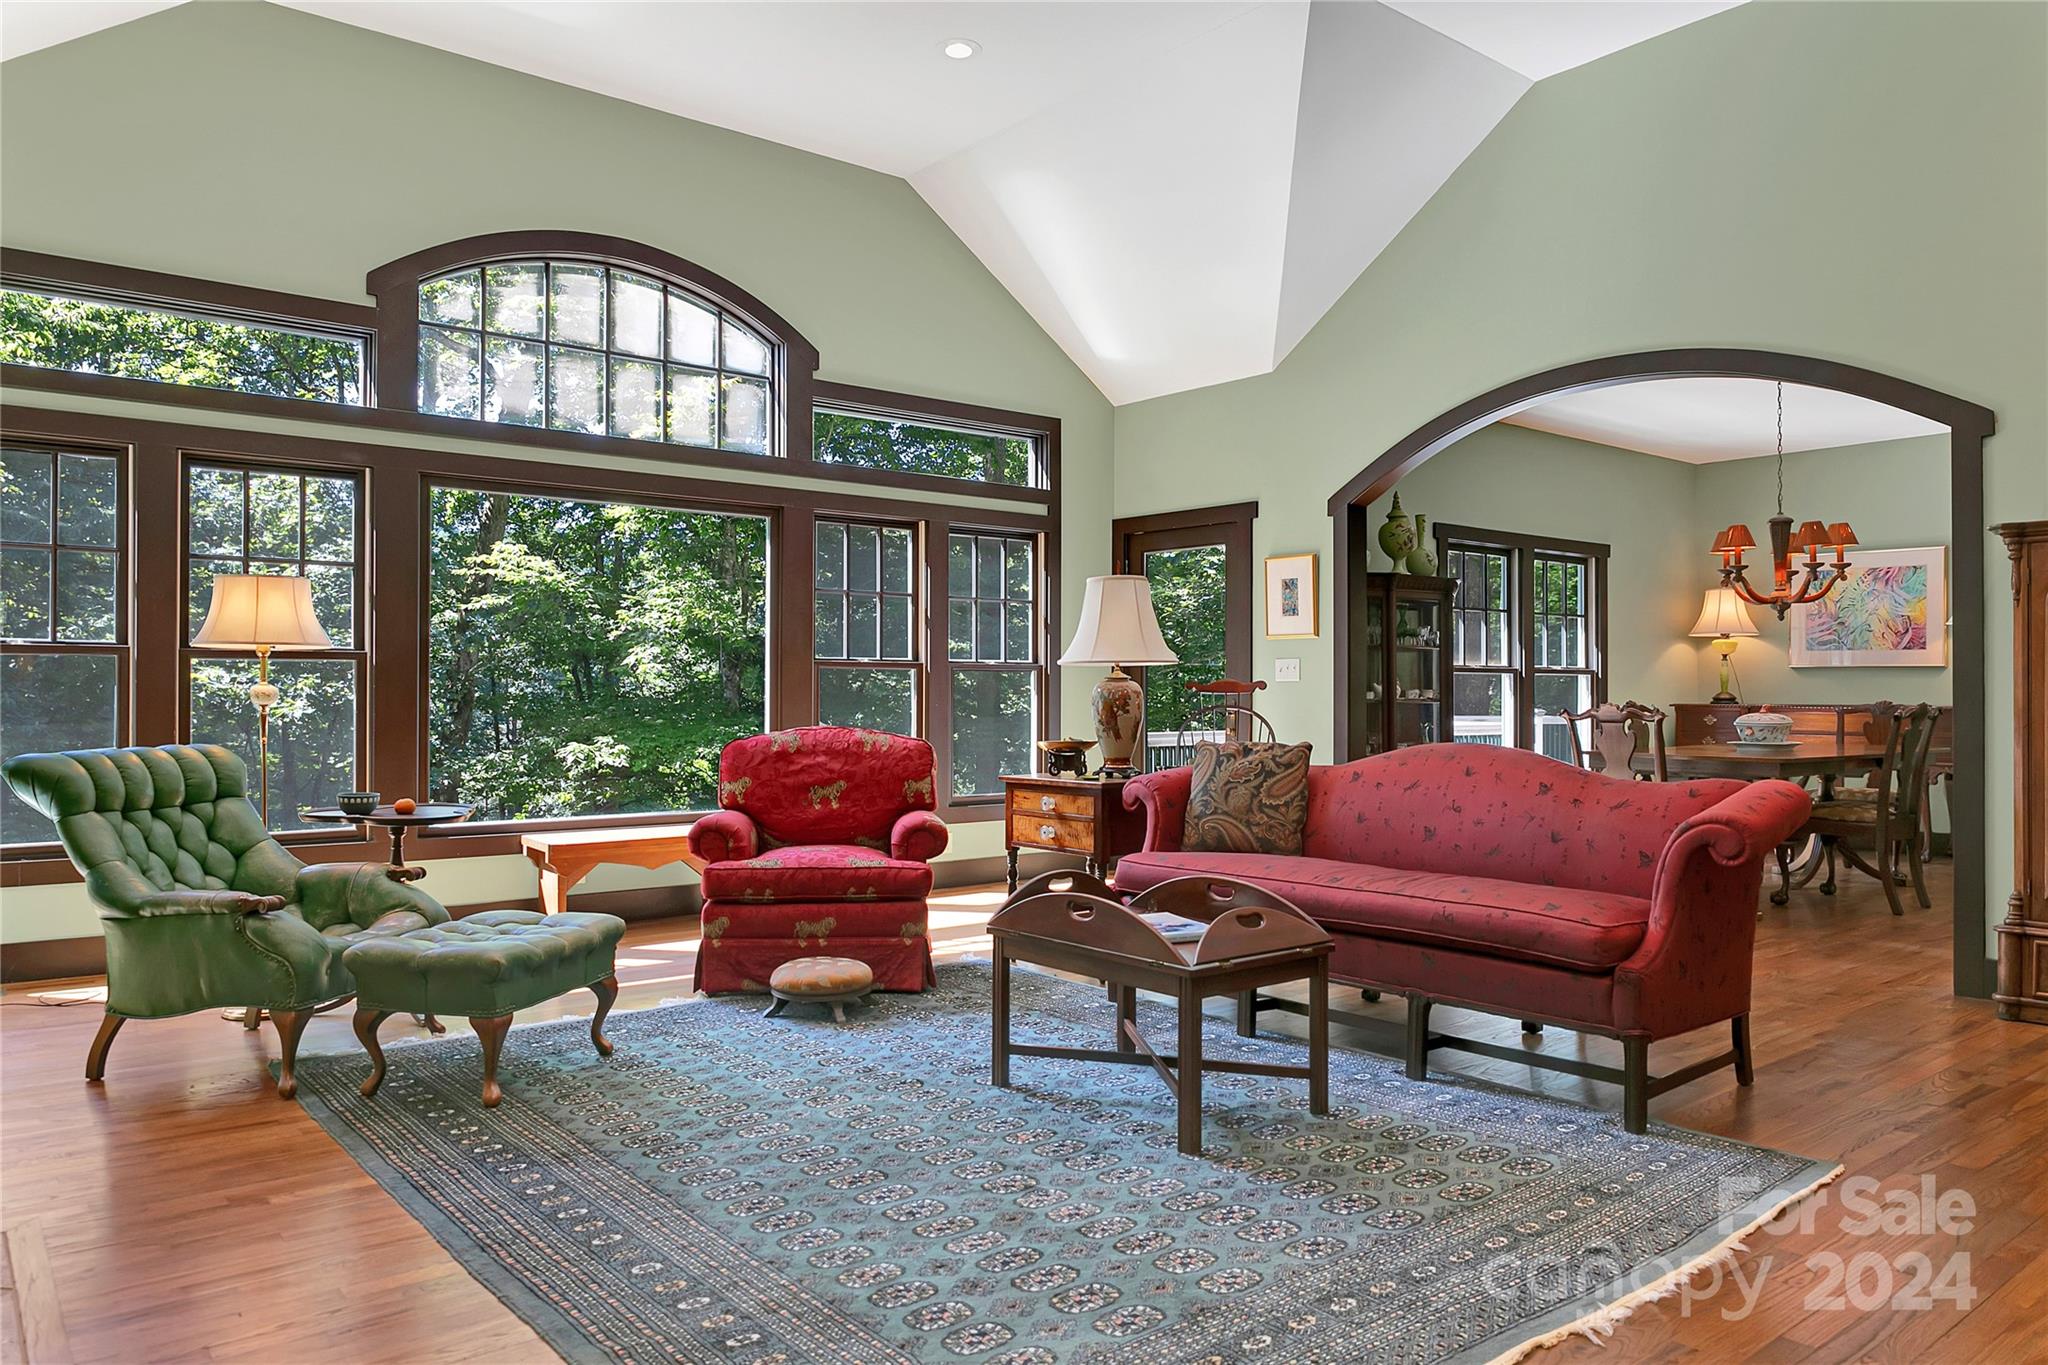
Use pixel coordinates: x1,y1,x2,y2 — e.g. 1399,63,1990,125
1183,740,1313,855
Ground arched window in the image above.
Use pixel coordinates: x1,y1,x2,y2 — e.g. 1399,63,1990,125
415,261,775,453
366,233,817,461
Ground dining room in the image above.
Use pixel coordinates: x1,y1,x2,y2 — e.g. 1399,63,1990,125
1354,373,1961,972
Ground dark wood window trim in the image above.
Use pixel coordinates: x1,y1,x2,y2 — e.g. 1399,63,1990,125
1110,501,1258,678
936,522,1055,809
0,402,1054,884
2,247,1055,508
813,514,924,738
1434,522,1610,757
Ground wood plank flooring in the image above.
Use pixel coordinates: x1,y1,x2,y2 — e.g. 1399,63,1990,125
2,866,2043,1363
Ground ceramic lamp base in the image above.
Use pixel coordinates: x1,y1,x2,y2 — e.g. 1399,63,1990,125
1090,665,1144,775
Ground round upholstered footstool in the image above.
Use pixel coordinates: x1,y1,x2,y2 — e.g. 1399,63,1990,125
764,956,875,1022
343,909,627,1107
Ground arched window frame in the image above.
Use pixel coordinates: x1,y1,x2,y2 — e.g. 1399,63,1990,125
366,231,818,470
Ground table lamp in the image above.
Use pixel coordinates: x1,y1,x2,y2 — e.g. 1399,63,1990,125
1690,585,1759,704
1059,575,1179,776
193,573,332,827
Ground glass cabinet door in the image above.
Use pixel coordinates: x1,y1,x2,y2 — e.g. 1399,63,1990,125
1392,593,1444,747
1362,595,1386,754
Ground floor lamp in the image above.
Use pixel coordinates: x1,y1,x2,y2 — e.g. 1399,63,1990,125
192,573,332,830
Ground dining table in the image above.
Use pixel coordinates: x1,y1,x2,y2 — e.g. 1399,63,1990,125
1633,740,1887,797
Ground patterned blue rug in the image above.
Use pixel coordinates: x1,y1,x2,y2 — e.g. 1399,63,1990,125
292,965,1836,1364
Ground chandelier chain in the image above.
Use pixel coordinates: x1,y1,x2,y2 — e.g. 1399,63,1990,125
1775,381,1785,514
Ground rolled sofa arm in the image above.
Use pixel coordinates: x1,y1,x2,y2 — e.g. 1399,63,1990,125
1664,779,1814,871
689,809,760,864
1124,767,1193,854
891,809,949,863
134,889,286,917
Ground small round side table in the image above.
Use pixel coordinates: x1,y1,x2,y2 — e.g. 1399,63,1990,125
299,803,475,881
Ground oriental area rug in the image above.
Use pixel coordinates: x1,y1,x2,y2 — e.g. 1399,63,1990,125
290,966,1837,1365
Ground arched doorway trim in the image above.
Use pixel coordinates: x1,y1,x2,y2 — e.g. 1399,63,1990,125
1327,348,1995,997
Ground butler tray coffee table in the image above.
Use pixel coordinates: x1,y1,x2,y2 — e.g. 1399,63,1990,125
987,873,1332,1156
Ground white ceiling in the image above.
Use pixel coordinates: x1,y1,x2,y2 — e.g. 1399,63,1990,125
2,0,1742,405
1504,377,1949,464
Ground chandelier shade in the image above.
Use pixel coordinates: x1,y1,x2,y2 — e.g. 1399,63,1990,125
1708,384,1856,620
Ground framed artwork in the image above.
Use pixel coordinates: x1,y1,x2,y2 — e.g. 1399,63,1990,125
1264,552,1319,638
1790,545,1948,668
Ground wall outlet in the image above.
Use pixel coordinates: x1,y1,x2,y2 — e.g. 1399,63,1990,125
1275,658,1301,682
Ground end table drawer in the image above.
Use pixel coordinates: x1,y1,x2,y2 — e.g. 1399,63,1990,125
1010,811,1093,854
1009,787,1098,820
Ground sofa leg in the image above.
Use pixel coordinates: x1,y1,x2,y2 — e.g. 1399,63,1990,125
1732,1014,1755,1086
1520,1021,1543,1035
1622,1036,1649,1133
1404,996,1432,1081
85,1011,124,1082
1236,990,1258,1038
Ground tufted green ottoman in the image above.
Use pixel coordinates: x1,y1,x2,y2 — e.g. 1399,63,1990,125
343,910,627,1107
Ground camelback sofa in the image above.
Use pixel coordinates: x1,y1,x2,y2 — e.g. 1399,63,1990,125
689,727,946,993
1120,744,1811,1130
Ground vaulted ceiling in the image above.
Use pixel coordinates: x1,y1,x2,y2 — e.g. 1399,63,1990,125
1,1,1741,404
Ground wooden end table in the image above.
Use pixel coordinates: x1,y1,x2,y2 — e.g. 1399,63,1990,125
299,803,475,881
1000,774,1148,891
988,876,1331,1156
519,823,705,914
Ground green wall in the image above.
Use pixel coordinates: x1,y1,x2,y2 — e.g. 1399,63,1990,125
0,2,1114,946
1114,1,2045,954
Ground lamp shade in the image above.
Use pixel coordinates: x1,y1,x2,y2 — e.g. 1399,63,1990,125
1058,575,1178,666
1689,586,1760,639
192,574,332,650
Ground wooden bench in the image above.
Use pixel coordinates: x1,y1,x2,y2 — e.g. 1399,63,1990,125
520,824,706,915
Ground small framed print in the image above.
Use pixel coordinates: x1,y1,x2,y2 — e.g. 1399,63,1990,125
1265,552,1319,638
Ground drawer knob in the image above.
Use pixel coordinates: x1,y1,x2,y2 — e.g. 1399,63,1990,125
1039,795,1056,811
1040,824,1057,840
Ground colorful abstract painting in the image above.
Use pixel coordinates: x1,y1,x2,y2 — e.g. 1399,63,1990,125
1790,546,1947,668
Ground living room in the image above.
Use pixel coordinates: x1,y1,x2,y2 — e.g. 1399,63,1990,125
1,3,2043,1363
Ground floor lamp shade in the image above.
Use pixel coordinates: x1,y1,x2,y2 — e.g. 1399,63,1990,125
192,574,332,651
1060,575,1178,775
192,574,332,828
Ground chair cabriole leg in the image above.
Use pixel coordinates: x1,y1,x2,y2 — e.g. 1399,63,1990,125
473,1014,513,1108
271,1008,312,1099
1622,1036,1649,1133
354,1008,392,1097
85,1011,124,1081
1732,1013,1755,1086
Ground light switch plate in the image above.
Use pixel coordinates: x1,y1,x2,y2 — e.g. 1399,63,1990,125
1275,658,1301,682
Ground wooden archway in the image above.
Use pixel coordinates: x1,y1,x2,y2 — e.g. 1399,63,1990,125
1327,349,1996,997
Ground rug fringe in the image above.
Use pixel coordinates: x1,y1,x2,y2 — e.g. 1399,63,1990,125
1484,1161,1847,1365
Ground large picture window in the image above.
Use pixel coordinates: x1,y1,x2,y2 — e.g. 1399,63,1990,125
183,462,364,831
814,518,919,735
1439,524,1608,761
1,444,126,844
947,531,1038,796
0,287,365,404
416,263,775,456
426,485,768,821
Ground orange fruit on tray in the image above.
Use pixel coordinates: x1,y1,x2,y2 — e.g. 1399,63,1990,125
392,798,418,815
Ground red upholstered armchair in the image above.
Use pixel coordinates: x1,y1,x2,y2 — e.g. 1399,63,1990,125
688,727,946,993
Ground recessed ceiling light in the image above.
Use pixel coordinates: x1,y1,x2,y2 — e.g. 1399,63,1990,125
942,38,980,61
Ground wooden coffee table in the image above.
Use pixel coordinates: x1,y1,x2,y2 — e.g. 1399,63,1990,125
519,823,705,914
988,873,1332,1155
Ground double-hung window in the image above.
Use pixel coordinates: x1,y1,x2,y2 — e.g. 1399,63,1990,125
814,518,919,735
1439,525,1608,761
1,444,126,844
183,461,365,831
947,531,1039,797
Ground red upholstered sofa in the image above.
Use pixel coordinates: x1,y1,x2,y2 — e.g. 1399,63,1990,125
688,727,946,994
1120,744,1811,1130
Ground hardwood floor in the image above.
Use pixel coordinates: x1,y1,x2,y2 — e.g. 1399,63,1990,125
2,865,2042,1364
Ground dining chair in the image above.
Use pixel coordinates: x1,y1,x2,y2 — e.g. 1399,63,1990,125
1785,703,1939,916
1561,701,1668,782
1842,701,1951,863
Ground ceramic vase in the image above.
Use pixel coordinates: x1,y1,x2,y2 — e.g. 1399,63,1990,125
1405,515,1439,575
1378,492,1416,562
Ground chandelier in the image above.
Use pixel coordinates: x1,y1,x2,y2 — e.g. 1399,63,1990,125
1711,382,1856,620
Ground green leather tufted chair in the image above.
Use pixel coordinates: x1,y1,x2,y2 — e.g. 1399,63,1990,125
2,743,452,1097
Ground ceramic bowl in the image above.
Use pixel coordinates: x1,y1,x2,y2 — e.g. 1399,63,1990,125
1732,712,1796,744
338,790,380,815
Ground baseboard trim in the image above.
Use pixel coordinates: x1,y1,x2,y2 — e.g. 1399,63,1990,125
1,852,1045,984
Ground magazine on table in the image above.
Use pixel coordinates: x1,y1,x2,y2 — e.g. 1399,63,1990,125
1135,910,1207,943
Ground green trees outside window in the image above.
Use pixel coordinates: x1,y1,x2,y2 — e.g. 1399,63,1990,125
815,409,1039,488
1,289,364,404
426,487,768,819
